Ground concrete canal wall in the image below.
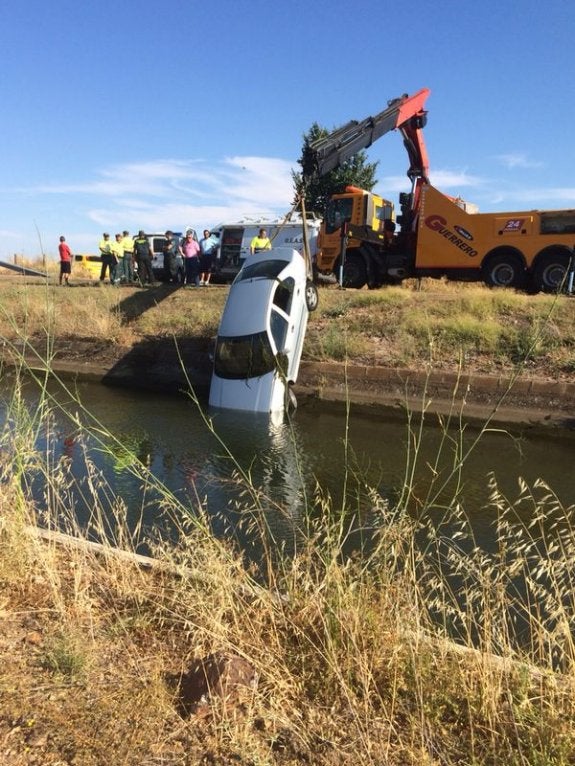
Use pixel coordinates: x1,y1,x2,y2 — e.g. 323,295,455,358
5,339,575,431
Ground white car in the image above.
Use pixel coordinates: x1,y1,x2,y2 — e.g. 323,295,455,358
209,248,319,414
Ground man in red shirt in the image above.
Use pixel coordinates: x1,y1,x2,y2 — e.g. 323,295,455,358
58,235,72,285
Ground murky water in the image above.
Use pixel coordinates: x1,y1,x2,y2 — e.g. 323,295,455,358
1,373,574,557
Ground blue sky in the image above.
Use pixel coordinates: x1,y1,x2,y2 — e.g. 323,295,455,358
2,0,575,259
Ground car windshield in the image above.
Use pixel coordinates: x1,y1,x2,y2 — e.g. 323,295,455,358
214,331,277,379
234,259,289,283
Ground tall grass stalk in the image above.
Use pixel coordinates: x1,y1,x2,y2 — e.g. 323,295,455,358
1,295,575,762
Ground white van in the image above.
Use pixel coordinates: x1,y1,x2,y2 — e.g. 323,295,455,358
210,213,321,282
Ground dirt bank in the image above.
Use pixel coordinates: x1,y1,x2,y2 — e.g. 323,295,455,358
6,336,575,432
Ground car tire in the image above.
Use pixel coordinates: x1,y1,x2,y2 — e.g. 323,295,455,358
305,280,319,311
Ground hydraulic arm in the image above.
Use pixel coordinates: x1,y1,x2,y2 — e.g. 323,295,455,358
301,88,430,181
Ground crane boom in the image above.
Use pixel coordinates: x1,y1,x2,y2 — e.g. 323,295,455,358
302,88,430,181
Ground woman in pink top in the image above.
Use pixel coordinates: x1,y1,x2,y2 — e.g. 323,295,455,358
180,230,200,287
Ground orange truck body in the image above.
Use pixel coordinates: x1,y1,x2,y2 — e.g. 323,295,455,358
311,90,575,292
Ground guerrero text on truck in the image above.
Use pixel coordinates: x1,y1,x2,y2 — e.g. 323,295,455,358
305,89,575,293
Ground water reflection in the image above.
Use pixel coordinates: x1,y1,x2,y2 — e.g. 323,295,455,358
1,373,574,560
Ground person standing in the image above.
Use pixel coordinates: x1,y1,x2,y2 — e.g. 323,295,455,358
121,230,134,284
180,229,200,287
199,229,217,286
133,230,156,286
162,230,179,283
110,233,123,284
98,232,114,283
250,228,272,255
58,235,72,286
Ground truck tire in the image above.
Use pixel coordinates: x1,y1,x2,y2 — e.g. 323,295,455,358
340,252,367,289
481,254,524,289
532,253,570,293
305,280,319,311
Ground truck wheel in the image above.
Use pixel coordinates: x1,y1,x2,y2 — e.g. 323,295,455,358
341,252,367,289
305,280,319,311
533,253,570,293
482,255,524,289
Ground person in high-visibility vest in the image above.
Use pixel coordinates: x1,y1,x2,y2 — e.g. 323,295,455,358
250,228,272,255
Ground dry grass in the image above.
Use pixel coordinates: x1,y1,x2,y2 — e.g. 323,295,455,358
0,360,575,764
1,269,575,762
1,275,575,380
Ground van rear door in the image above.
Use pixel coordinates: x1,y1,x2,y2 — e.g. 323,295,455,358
216,227,245,278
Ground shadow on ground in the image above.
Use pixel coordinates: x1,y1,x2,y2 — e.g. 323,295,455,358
101,335,212,399
112,283,181,322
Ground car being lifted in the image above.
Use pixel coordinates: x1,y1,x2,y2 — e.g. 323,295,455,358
209,247,318,414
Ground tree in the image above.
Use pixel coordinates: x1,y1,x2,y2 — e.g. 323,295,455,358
292,122,379,216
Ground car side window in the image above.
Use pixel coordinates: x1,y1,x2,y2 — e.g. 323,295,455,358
270,310,288,352
273,277,294,314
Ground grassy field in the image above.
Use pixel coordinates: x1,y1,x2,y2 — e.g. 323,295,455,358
1,266,575,763
1,265,575,380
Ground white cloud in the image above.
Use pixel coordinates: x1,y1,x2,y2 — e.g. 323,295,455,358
1,157,298,257
378,169,483,194
4,154,575,259
495,153,544,170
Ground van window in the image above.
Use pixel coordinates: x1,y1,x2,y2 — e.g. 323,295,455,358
214,332,276,379
151,237,167,254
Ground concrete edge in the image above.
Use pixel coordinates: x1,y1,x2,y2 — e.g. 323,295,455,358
3,353,574,431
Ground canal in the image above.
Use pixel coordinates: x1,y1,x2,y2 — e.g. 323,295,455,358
1,372,574,561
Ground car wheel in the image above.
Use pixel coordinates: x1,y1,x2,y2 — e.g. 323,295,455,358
533,253,570,293
482,254,524,289
341,252,367,289
305,280,319,311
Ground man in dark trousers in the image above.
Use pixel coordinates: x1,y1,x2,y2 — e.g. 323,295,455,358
162,230,179,283
133,231,156,286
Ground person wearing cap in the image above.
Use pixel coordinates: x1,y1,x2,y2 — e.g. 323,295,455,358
98,232,114,283
133,230,155,286
162,230,179,283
